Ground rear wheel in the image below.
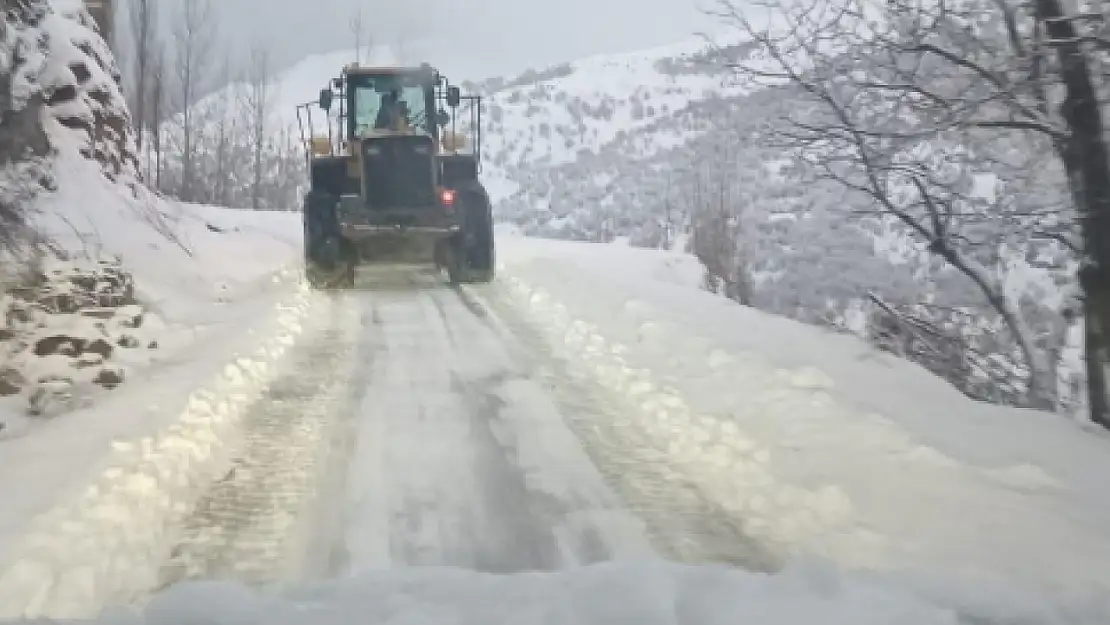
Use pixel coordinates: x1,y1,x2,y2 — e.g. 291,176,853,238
303,192,355,289
470,269,494,284
456,189,496,284
444,236,469,285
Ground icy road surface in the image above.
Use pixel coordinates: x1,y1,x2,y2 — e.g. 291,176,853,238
157,267,763,592
330,272,653,572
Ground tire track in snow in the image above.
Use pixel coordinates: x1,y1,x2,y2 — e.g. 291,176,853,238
440,287,630,570
471,281,784,571
294,297,382,580
155,294,362,591
339,276,654,573
153,264,778,593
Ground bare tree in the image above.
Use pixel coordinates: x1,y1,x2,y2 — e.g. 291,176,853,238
150,42,166,190
395,35,407,64
661,168,676,250
690,139,755,307
686,106,756,307
209,51,235,207
172,0,217,202
350,8,365,63
127,0,156,153
242,41,271,209
708,0,1107,418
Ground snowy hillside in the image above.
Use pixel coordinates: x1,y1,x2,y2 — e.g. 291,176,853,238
0,3,302,437
245,35,757,205
464,37,1084,420
462,35,757,203
148,45,419,211
196,34,1084,418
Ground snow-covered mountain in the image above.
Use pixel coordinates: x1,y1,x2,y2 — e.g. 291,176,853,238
462,38,921,307
237,34,1080,415
460,36,1081,415
254,35,763,207
462,36,760,203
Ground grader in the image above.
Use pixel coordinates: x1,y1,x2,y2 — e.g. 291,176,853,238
296,62,495,288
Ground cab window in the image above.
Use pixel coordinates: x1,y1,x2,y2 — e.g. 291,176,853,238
350,73,429,135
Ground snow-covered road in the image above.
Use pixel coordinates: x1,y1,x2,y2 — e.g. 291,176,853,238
8,235,1110,624
334,271,654,573
160,267,670,590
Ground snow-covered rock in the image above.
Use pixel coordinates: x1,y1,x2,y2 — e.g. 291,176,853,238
0,1,304,431
42,0,138,180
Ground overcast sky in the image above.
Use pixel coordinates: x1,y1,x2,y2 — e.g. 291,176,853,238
119,0,726,81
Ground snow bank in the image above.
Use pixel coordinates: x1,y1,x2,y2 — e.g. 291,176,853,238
55,556,1038,625
0,3,321,615
32,148,303,322
497,272,863,563
0,274,318,619
0,145,305,452
495,233,1110,618
0,81,308,593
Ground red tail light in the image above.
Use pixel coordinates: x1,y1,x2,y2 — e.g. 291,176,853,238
439,188,456,207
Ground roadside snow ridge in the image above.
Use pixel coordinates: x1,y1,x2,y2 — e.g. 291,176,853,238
0,269,317,619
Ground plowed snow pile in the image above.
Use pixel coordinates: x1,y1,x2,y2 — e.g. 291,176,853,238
78,557,1036,625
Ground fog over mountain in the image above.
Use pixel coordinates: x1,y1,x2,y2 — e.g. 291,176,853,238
114,0,722,82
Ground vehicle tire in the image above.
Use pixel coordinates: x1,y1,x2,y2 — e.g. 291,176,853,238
308,254,355,289
467,267,494,284
303,191,348,289
339,241,357,288
445,235,469,285
459,188,496,284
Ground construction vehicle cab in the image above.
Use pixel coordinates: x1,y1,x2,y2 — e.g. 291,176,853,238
296,62,494,288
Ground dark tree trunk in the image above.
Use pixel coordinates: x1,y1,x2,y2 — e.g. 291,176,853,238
1038,0,1110,428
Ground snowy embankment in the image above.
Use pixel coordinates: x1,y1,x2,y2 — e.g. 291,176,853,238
0,0,322,617
0,279,314,619
0,151,315,620
491,232,1110,620
98,556,1032,625
0,154,317,617
0,153,305,431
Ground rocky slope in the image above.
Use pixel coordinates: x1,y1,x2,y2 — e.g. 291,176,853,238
0,0,150,423
0,0,297,436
